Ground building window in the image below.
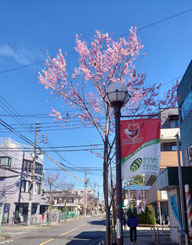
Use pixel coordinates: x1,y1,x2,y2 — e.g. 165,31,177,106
161,115,179,128
23,161,43,175
21,180,31,193
169,119,179,128
36,183,41,195
161,143,177,151
23,160,32,172
181,90,192,120
31,204,38,215
35,162,43,175
0,157,12,167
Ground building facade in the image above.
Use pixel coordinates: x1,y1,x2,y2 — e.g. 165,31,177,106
156,60,192,243
145,108,180,224
72,189,99,214
177,60,192,166
0,138,47,224
45,188,99,219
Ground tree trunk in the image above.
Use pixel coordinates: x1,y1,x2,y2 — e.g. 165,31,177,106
103,134,110,245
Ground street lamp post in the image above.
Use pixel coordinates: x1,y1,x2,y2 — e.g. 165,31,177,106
105,82,130,245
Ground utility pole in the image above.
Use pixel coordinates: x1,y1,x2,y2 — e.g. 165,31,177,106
143,175,145,211
84,169,87,216
128,179,130,208
27,121,39,226
176,133,188,245
97,185,99,210
18,151,25,204
93,183,96,196
158,201,162,226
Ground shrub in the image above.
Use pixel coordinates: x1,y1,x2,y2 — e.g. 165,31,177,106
146,205,156,225
136,205,156,225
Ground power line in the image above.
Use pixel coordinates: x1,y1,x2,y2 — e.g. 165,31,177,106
118,7,192,37
0,119,36,147
0,97,103,174
0,125,95,132
161,75,182,86
0,96,100,180
0,60,44,74
0,110,81,118
0,119,88,175
0,8,191,75
45,154,84,182
0,165,108,171
0,143,103,149
0,148,104,153
0,97,87,170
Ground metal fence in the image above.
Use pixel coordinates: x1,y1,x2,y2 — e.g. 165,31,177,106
46,211,78,225
60,211,78,222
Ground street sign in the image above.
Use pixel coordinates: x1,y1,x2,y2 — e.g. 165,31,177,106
4,205,9,213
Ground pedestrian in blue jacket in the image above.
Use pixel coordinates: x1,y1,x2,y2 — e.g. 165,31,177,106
127,213,139,244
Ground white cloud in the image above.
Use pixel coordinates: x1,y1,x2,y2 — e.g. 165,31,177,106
0,44,40,65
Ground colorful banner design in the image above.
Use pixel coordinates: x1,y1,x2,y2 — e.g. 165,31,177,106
185,185,192,241
136,190,142,214
170,195,183,230
121,118,160,179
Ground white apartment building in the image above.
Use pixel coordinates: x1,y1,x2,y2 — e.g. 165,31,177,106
0,138,48,224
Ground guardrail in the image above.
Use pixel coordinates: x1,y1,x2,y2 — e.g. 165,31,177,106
150,225,170,242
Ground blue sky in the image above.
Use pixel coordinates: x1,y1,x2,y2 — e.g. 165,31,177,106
0,0,192,197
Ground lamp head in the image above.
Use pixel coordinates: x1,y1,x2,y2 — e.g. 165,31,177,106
105,82,131,107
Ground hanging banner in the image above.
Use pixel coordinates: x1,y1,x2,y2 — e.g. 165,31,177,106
170,195,183,230
121,118,160,179
136,190,142,214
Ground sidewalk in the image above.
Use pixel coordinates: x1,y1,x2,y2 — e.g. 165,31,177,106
123,238,178,245
1,221,60,232
122,227,179,245
123,230,155,245
0,214,97,232
0,235,8,243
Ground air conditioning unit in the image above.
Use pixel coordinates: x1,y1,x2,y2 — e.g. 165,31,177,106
188,145,192,166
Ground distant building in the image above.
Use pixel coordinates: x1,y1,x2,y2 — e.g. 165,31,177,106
72,189,99,214
45,188,99,217
45,190,81,210
145,108,180,223
123,184,151,212
0,138,48,224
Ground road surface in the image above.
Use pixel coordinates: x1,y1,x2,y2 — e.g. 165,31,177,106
1,215,106,245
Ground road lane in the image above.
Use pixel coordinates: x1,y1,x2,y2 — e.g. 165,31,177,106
2,215,105,245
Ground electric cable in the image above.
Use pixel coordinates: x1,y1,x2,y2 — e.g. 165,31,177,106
0,8,191,74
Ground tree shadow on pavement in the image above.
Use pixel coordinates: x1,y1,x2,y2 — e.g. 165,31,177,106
88,219,106,226
66,231,105,245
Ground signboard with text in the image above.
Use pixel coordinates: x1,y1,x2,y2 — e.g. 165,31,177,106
121,118,160,179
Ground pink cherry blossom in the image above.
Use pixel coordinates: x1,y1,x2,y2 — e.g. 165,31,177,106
38,28,178,142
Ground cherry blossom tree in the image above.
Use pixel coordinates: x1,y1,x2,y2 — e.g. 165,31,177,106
38,27,177,243
39,27,177,137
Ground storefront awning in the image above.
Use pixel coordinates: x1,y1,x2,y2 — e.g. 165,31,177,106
157,167,192,190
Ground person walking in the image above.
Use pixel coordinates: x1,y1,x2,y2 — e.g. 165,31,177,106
127,212,139,244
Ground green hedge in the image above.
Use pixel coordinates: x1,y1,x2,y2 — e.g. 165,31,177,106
126,205,156,225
